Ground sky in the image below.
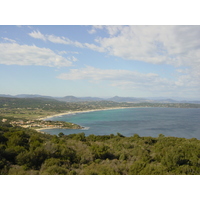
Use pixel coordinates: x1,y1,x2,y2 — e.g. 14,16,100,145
0,25,200,100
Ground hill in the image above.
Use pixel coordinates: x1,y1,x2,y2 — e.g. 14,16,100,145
107,96,147,102
1,123,200,175
0,94,199,104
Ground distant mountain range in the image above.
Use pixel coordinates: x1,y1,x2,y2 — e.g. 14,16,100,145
0,94,199,104
108,96,147,102
0,94,54,99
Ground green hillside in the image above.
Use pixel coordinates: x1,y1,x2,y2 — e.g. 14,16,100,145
1,123,200,175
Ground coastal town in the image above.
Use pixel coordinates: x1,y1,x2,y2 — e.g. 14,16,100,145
1,118,83,130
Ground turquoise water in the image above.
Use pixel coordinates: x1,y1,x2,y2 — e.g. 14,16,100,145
41,107,200,139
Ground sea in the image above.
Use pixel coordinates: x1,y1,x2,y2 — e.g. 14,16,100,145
41,107,200,139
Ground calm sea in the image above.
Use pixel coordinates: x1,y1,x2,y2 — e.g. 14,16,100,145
41,107,200,139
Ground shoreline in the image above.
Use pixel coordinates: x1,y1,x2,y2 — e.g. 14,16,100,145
37,106,134,121
35,127,73,132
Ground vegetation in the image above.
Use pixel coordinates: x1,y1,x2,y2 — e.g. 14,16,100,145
1,123,200,175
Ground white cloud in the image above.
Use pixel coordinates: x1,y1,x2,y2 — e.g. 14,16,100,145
28,27,200,91
87,25,104,34
29,27,200,68
58,50,68,55
71,51,79,54
57,65,200,96
0,43,73,67
57,65,159,81
58,50,79,55
2,37,16,43
57,66,173,91
29,31,84,47
175,68,200,88
84,43,104,52
67,56,78,62
28,30,46,41
29,30,105,52
94,26,200,69
88,28,96,34
104,25,124,36
29,26,200,72
89,25,200,90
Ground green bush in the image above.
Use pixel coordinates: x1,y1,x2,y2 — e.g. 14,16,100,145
2,123,200,175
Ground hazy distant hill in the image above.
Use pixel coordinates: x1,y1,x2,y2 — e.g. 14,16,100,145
107,96,147,102
79,97,104,101
180,100,200,104
0,96,62,109
0,94,54,99
152,98,177,103
0,94,199,104
58,95,149,103
0,94,13,98
56,96,104,102
15,94,55,99
57,96,82,102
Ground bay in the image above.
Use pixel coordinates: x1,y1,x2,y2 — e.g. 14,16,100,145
41,107,200,139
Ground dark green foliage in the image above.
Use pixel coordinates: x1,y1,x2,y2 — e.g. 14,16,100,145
1,123,200,175
73,133,86,142
86,134,114,142
117,132,125,137
6,131,30,149
16,147,48,170
90,144,114,160
129,160,147,175
58,132,64,137
0,132,8,144
29,134,43,151
40,158,69,175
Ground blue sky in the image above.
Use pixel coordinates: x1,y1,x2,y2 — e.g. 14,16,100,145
0,25,200,99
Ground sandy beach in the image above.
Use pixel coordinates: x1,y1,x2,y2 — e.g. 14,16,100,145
35,127,68,132
37,107,133,121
